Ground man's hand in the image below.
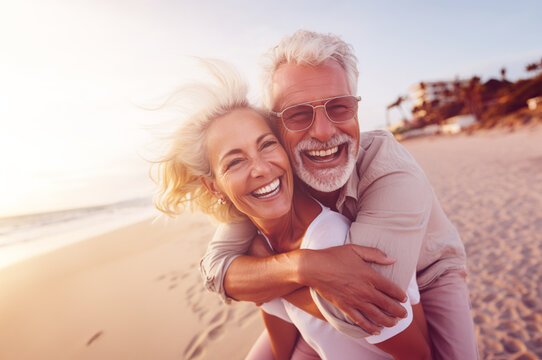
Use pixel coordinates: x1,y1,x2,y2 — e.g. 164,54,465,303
299,244,408,335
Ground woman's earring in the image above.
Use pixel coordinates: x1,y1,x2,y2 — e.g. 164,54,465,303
218,198,226,205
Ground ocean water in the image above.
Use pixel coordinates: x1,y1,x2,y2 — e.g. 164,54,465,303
0,197,158,269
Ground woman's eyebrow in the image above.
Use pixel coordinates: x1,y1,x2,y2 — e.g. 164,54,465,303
256,132,274,144
220,148,243,162
220,132,275,162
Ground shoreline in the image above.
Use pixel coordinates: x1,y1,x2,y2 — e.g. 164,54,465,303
0,201,157,270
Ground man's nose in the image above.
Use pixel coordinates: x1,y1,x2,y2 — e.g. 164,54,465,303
309,106,336,143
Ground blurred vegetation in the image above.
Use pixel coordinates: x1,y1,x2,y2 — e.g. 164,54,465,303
389,57,542,134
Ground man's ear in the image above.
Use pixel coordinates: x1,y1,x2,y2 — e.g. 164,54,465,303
200,176,221,199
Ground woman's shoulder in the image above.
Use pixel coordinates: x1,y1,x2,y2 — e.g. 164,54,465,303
302,206,351,250
318,206,351,226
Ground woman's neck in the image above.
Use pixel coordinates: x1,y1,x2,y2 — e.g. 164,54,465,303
250,191,321,253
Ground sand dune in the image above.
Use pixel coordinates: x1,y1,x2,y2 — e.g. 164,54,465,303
1,125,540,359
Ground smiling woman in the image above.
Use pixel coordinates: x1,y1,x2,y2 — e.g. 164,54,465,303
200,108,295,225
150,58,321,359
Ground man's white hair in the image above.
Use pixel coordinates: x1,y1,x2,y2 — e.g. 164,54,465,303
261,30,359,110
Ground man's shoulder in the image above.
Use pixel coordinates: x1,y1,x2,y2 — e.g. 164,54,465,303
356,129,424,184
359,129,397,151
357,129,408,166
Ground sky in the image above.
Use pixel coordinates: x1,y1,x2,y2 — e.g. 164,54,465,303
1,0,541,217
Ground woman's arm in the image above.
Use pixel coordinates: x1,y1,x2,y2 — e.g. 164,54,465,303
261,310,299,360
284,291,433,359
373,303,432,360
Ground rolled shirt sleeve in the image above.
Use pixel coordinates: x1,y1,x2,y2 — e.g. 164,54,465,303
303,205,424,342
199,220,257,303
349,170,433,292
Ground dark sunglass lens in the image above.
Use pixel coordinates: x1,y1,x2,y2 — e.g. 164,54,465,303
326,97,357,122
282,105,314,130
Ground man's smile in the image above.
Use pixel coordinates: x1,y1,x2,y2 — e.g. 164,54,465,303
304,144,346,163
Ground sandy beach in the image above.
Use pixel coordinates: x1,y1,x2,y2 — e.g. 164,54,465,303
404,124,542,360
1,125,541,360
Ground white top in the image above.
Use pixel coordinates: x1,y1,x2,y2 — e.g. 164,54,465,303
261,205,420,360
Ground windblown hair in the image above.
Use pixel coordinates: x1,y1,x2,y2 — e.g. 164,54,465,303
261,30,359,110
151,59,255,223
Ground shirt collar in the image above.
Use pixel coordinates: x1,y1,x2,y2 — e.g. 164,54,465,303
336,146,363,211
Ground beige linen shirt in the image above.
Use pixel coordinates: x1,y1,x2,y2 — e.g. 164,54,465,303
199,130,466,336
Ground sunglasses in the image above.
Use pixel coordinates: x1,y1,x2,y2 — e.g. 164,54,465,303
270,95,361,132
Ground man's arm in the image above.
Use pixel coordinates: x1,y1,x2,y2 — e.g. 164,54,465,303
348,170,432,292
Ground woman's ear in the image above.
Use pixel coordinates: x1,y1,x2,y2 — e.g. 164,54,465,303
200,176,221,199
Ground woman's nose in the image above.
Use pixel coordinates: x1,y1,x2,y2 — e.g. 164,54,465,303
250,156,272,177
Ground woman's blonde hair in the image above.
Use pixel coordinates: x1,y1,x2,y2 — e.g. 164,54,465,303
261,30,359,110
151,59,258,223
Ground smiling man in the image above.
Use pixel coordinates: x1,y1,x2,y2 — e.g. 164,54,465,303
200,30,478,359
271,59,361,199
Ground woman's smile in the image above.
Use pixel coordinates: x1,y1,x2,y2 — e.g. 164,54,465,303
251,177,281,199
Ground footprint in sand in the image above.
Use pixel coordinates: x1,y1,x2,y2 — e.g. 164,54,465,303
207,309,230,340
186,285,204,308
86,330,104,346
185,273,206,316
154,269,189,292
235,306,260,327
183,332,206,360
183,309,231,360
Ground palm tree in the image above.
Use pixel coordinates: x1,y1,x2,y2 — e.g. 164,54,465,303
386,95,409,127
462,76,483,120
500,67,507,82
526,63,539,72
525,57,542,73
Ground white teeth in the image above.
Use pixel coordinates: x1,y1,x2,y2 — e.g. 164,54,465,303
307,146,338,157
253,178,280,196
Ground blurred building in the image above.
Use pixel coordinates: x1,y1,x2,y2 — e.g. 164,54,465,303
441,114,477,134
410,79,469,118
527,96,542,110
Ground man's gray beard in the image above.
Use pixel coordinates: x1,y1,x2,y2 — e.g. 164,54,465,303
292,133,357,193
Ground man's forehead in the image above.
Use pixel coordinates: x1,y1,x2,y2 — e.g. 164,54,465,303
270,60,350,110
